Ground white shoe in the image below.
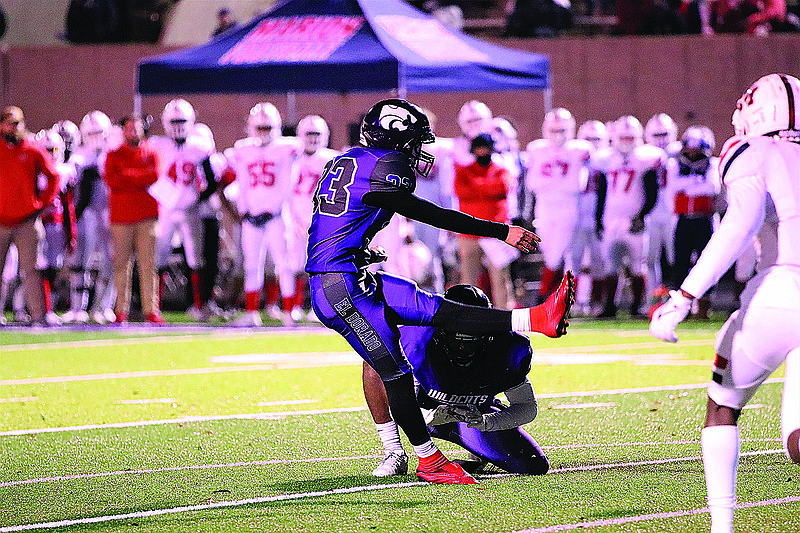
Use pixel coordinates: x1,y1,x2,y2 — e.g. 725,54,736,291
72,310,89,324
290,308,303,322
372,452,409,477
282,311,296,327
61,310,77,323
266,305,282,320
233,311,262,327
0,314,7,325
45,312,62,326
91,310,106,324
102,308,117,324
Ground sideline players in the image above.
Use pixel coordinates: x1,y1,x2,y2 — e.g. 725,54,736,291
305,98,575,484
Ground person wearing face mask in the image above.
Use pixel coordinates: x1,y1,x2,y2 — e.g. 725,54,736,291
0,106,61,325
453,134,519,310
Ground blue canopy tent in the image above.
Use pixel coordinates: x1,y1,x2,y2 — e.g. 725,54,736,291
136,0,551,113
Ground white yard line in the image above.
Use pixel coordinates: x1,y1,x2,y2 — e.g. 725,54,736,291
1,442,779,489
1,379,785,436
0,407,367,436
0,328,336,352
0,450,788,532
511,496,800,533
0,397,37,403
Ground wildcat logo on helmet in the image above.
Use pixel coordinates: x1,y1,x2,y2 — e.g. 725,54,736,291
378,105,417,133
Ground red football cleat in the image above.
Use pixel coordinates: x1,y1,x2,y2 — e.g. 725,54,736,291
529,271,576,338
145,313,166,325
416,451,477,485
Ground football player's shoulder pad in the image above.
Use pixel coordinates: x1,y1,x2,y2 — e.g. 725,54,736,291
718,135,755,184
526,138,550,153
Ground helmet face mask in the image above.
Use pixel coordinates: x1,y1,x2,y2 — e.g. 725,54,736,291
542,108,575,147
162,99,196,143
491,117,518,153
577,120,608,151
297,115,329,154
645,113,677,150
732,73,800,138
679,125,715,172
80,111,112,153
435,285,492,368
35,129,65,164
53,120,80,154
247,102,281,145
612,115,643,155
458,100,492,139
360,99,435,177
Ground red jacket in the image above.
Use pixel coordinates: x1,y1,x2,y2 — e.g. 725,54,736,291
104,142,159,224
0,138,60,226
454,161,511,233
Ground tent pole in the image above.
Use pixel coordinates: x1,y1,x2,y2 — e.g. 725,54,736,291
398,63,407,100
543,87,552,113
134,93,142,116
287,91,297,125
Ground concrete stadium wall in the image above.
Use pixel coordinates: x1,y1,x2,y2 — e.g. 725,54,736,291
2,34,799,152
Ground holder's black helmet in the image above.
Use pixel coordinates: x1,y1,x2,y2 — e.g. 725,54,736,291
360,98,435,176
436,285,493,368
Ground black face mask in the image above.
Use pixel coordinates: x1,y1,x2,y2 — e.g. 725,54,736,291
476,154,492,166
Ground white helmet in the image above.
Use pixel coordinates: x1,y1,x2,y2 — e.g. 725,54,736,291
35,129,65,164
645,113,677,149
162,98,196,142
247,102,282,144
611,115,643,155
80,110,112,153
297,115,329,154
577,120,608,151
732,73,800,137
457,100,492,139
490,117,518,153
53,120,80,155
542,107,575,147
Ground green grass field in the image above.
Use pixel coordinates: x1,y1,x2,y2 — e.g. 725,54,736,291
1,318,797,532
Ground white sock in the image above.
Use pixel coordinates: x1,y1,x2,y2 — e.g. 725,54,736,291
511,308,531,332
375,421,404,455
412,440,438,459
702,425,739,533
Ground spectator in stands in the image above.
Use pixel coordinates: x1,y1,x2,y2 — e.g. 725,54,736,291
616,0,687,34
104,115,164,324
706,0,798,33
0,106,60,325
504,0,573,37
454,134,518,310
212,7,237,37
64,0,121,43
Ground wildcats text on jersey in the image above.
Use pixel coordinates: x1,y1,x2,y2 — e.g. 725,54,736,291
426,389,490,406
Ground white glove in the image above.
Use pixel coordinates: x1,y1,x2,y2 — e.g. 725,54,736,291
649,290,693,343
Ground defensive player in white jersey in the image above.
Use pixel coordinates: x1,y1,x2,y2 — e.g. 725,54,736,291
63,111,116,324
650,73,800,533
285,115,339,321
149,99,218,320
593,115,666,318
491,117,523,222
573,120,609,315
525,108,592,304
34,129,77,325
643,113,679,301
53,120,81,164
224,102,300,327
